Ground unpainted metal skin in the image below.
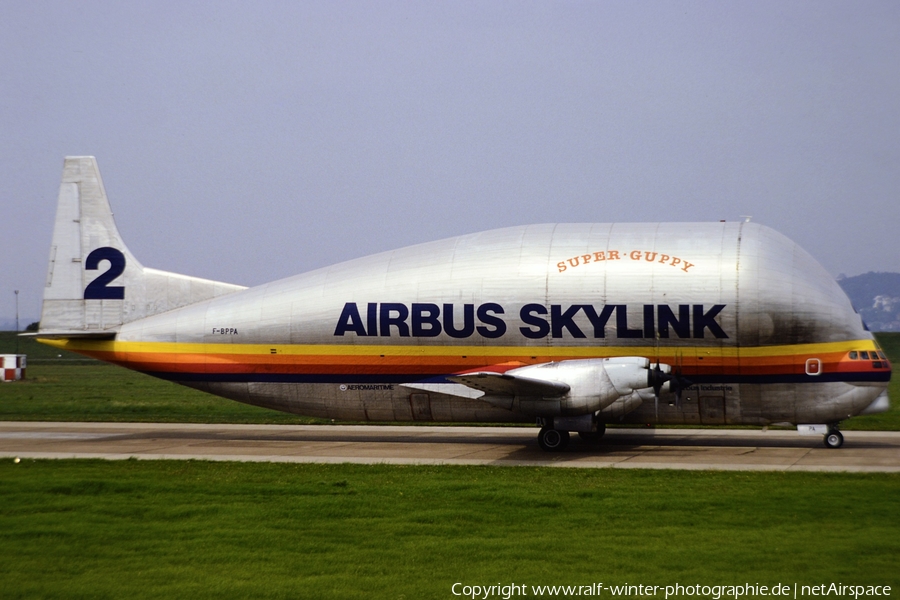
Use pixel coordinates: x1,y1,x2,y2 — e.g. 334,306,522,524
36,157,891,451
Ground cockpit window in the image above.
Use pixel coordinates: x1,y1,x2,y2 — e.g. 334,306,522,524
849,351,858,360
861,351,870,360
878,351,887,360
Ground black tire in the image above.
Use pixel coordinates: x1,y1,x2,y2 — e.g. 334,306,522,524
824,430,844,449
578,424,606,444
538,428,570,451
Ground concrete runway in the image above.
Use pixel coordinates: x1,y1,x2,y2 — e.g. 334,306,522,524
2,421,899,471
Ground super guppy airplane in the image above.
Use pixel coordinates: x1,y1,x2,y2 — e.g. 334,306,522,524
35,157,891,450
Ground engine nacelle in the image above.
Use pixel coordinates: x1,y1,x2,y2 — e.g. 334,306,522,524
503,357,665,417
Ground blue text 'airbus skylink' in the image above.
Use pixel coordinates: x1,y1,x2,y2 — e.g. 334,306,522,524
34,157,890,450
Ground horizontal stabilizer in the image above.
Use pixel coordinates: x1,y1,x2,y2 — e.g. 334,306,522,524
21,330,116,340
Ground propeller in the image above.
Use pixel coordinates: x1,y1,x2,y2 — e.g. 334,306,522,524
671,371,693,406
647,361,669,399
648,339,693,421
651,360,663,423
673,351,691,407
646,361,693,404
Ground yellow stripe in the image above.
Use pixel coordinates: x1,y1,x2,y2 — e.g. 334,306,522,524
39,337,878,358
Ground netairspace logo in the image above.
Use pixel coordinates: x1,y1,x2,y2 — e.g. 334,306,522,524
449,583,893,600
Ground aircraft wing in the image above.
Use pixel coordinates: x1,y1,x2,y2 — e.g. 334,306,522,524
447,371,570,397
400,382,486,399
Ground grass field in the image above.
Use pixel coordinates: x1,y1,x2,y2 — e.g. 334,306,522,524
0,461,897,599
0,332,319,424
1,332,897,429
1,335,897,598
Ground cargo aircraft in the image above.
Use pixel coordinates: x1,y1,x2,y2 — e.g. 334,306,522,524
33,157,891,450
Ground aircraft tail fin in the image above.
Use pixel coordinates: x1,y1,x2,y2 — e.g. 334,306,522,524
39,156,246,335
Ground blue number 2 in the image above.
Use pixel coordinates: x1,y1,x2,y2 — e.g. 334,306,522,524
84,247,126,300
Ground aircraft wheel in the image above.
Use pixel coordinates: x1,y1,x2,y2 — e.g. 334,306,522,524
824,430,844,449
578,424,606,444
538,428,570,452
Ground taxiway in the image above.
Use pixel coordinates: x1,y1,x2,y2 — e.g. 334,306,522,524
1,422,899,471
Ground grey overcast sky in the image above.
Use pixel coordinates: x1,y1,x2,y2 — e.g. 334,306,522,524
2,1,899,323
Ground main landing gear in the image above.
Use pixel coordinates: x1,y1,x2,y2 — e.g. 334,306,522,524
537,428,570,451
824,424,844,449
577,422,607,444
537,420,606,451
